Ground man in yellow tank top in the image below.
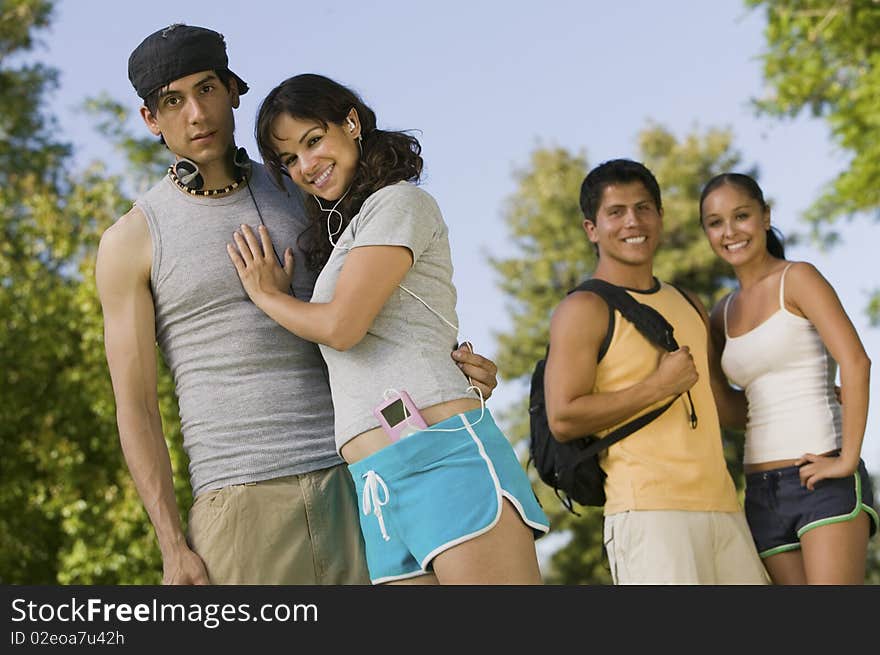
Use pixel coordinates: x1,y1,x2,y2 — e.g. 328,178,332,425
543,159,769,584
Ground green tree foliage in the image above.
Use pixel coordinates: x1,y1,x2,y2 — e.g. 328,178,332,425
748,0,880,322
1,0,73,583
82,94,170,194
491,125,754,584
0,0,183,583
491,147,594,383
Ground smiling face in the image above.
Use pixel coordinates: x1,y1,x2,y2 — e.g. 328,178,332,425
700,182,771,266
270,111,361,202
140,70,239,182
584,180,663,266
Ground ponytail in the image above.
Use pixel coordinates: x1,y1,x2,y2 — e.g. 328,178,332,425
766,226,785,259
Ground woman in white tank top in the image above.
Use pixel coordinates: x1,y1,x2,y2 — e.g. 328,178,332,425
699,173,876,584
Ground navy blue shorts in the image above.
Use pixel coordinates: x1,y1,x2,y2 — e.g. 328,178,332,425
744,458,879,558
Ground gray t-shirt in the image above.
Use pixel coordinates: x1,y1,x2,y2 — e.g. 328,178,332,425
310,181,477,451
137,162,340,496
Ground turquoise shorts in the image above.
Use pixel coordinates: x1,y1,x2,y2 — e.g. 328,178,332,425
348,407,550,584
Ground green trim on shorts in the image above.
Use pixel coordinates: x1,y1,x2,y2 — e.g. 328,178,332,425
760,542,800,558
796,470,877,538
864,505,880,533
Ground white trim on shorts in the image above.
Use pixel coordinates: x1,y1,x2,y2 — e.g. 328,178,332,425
463,413,550,537
371,568,432,585
366,411,548,583
418,413,503,569
417,412,549,570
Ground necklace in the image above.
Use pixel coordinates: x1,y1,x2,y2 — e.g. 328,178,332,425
168,165,247,196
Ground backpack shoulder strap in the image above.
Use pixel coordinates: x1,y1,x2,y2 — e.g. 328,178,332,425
577,394,678,460
572,278,678,351
569,277,699,437
567,279,615,363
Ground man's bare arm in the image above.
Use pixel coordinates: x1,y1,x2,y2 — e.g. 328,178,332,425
544,291,699,442
96,208,208,585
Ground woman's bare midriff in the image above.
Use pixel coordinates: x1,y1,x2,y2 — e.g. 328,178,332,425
341,397,482,465
744,449,839,474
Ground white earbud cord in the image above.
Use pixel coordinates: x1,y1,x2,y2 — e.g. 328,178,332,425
315,195,466,344
382,377,485,435
396,284,458,333
313,188,351,250
316,190,483,427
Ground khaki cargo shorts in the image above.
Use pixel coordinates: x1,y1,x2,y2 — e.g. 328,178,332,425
188,464,370,585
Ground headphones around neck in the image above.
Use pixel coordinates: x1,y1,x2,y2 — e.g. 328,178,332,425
172,146,251,191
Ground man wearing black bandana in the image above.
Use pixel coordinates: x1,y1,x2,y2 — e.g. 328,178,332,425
96,24,499,584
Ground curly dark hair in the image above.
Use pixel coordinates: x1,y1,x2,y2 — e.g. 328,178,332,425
256,73,423,271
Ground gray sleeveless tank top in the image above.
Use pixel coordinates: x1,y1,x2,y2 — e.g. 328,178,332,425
136,162,340,496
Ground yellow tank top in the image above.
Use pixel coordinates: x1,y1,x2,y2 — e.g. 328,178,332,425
595,281,741,515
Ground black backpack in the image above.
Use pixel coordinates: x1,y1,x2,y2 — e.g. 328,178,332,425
528,278,699,514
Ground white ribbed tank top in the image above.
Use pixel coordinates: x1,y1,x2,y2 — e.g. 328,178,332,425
720,264,842,464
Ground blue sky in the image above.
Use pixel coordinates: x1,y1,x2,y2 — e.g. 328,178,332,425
36,0,879,476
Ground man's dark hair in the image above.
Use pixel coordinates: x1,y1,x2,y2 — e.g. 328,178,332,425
579,158,662,223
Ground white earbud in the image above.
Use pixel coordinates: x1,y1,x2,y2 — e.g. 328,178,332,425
347,118,356,132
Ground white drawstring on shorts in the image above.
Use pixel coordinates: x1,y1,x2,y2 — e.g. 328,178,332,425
362,470,391,542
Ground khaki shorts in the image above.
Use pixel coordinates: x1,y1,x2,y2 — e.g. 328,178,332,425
187,464,370,584
603,510,770,585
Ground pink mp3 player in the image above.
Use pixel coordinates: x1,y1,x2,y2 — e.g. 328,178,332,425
373,390,428,442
